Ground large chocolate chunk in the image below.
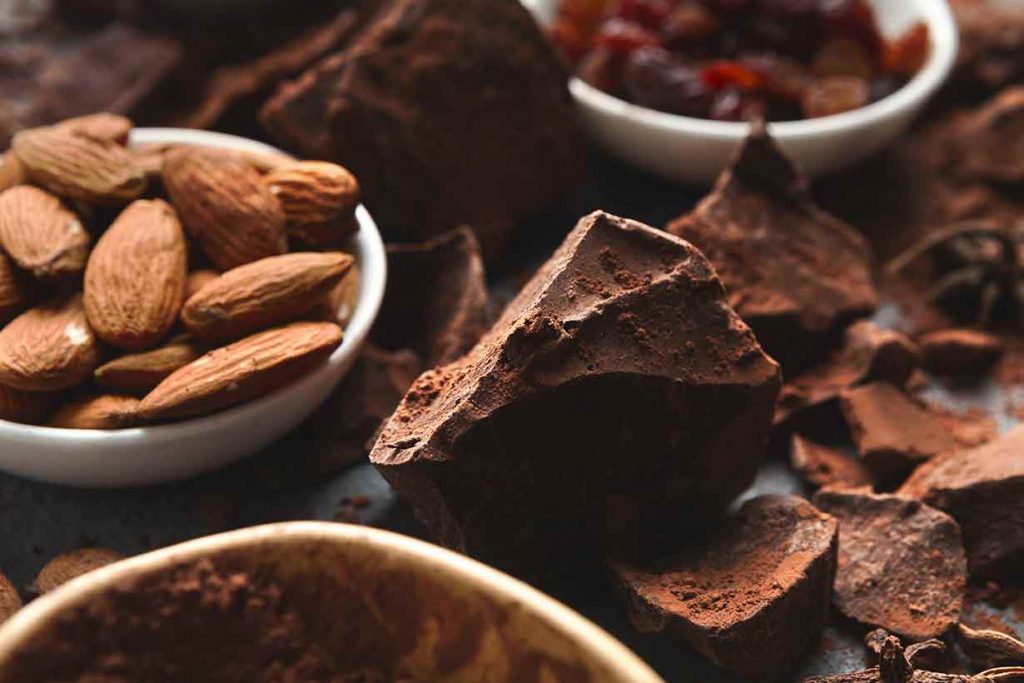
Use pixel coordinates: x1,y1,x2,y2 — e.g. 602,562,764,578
668,125,877,372
813,490,966,640
611,495,837,680
261,0,584,261
900,425,1024,577
371,211,781,572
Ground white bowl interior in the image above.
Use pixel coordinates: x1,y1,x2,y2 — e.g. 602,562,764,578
0,129,387,488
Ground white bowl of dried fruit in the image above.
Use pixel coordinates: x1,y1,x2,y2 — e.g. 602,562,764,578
0,119,386,488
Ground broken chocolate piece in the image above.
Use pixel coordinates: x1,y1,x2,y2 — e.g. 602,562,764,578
919,329,1004,380
0,572,20,625
791,434,873,490
957,623,1024,671
34,548,124,594
372,227,492,367
776,321,919,432
841,382,956,482
371,211,781,572
611,495,837,680
261,0,584,262
900,425,1024,577
813,490,967,640
668,124,877,372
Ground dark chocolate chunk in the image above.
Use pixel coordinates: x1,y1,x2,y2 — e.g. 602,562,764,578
957,623,1024,671
668,124,877,372
813,490,967,640
900,425,1024,577
371,211,781,573
791,434,873,490
372,227,492,367
261,0,584,262
841,382,956,482
919,328,1004,380
947,87,1024,185
611,495,838,680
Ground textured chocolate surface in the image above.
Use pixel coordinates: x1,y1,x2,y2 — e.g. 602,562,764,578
371,211,780,572
790,435,873,491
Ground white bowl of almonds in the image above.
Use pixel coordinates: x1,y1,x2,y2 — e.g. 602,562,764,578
0,118,386,488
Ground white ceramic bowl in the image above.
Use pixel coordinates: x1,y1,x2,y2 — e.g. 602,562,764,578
0,129,387,488
0,522,665,683
525,0,959,184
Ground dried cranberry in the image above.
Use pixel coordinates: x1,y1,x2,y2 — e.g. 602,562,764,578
662,3,720,49
883,21,929,76
813,36,874,79
709,88,766,120
551,19,592,64
595,18,662,56
801,75,869,118
701,60,764,90
623,47,711,116
617,0,673,29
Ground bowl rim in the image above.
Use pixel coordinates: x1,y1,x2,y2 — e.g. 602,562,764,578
528,0,959,141
0,521,665,683
0,128,387,441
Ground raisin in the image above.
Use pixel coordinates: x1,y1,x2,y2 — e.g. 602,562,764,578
813,37,874,79
662,3,720,48
623,46,711,117
701,60,764,90
578,47,623,93
801,75,870,118
884,21,929,76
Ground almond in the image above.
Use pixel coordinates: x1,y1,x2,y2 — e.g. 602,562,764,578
314,262,361,326
163,147,287,269
184,269,219,300
139,321,342,420
34,548,125,594
57,113,133,145
95,337,201,395
0,294,100,391
0,251,29,325
182,251,353,342
0,186,89,279
47,394,140,430
0,384,56,424
84,199,187,350
11,126,145,204
0,572,21,624
0,152,24,193
264,161,360,248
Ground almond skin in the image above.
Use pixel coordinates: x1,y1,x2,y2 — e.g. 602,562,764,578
11,126,145,204
184,269,219,300
264,161,360,248
0,186,90,279
0,251,29,325
182,251,354,342
34,548,125,594
0,294,100,391
0,572,21,624
139,321,342,420
57,113,133,145
0,384,56,424
94,337,201,395
84,199,187,350
163,147,287,269
47,394,140,430
0,153,24,193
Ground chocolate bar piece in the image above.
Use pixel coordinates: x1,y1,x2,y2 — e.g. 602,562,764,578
371,211,781,573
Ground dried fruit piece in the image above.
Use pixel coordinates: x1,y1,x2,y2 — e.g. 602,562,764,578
182,252,353,342
264,161,360,248
163,147,287,270
0,385,56,425
47,394,140,430
0,572,20,624
0,186,90,279
801,76,870,118
0,295,99,392
34,549,124,594
611,495,838,680
0,252,28,325
813,490,966,640
919,329,1004,380
957,624,1024,671
84,199,187,350
790,434,873,490
94,337,202,396
138,321,343,421
11,126,145,204
0,153,24,193
56,113,132,145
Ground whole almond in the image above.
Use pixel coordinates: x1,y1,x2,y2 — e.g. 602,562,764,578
264,161,360,247
313,262,361,326
182,252,354,342
84,199,187,350
0,252,29,325
34,548,125,594
184,269,219,300
0,153,24,193
12,126,145,204
163,147,287,269
0,186,90,279
95,337,201,395
0,572,21,624
57,113,133,145
0,384,56,424
0,294,99,391
139,321,343,420
48,394,140,430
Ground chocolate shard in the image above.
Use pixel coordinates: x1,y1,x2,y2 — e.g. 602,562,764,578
948,87,1024,185
261,0,584,262
812,490,967,640
371,211,781,572
841,382,957,483
372,227,492,367
610,495,837,680
791,434,873,490
776,321,919,432
957,623,1024,671
899,425,1024,577
919,328,1004,380
668,124,877,372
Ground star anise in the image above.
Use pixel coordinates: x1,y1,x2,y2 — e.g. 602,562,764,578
887,221,1024,328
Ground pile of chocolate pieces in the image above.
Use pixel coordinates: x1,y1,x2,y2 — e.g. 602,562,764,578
2,0,1024,680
